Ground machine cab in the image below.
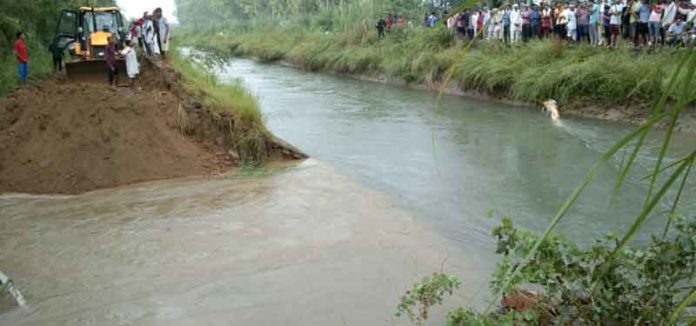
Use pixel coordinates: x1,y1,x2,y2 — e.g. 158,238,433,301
54,7,126,60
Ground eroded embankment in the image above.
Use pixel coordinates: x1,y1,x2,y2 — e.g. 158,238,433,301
0,58,305,195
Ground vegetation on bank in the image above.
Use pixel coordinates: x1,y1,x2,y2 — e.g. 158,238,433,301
397,47,696,325
0,0,116,95
179,22,693,110
170,45,271,164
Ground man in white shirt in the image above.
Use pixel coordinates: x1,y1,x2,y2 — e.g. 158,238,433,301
510,4,523,43
120,40,140,89
154,7,171,58
565,5,578,41
609,0,625,47
492,8,504,40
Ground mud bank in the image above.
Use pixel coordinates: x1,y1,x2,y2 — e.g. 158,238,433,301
0,58,304,195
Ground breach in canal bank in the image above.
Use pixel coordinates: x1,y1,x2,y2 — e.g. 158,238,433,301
0,57,305,195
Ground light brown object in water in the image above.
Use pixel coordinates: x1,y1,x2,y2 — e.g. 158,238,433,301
543,99,560,121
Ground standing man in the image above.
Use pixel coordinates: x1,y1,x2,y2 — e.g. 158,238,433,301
510,4,523,43
577,4,590,42
144,13,157,56
14,32,29,84
637,0,651,46
120,40,140,89
521,4,532,42
503,5,512,43
565,4,578,42
376,17,386,39
541,3,553,39
105,36,118,88
590,0,601,45
628,0,641,45
610,0,626,47
48,38,64,72
530,5,541,39
662,0,678,45
153,8,170,58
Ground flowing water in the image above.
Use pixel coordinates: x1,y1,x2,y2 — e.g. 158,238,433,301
1,57,694,325
218,59,695,249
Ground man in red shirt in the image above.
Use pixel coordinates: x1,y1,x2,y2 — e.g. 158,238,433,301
105,36,118,87
13,32,29,83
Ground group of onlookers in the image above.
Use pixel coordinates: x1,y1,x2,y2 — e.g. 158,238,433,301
429,0,696,47
107,7,171,89
376,13,407,38
129,8,171,58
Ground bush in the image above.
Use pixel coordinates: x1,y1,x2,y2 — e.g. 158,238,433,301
399,215,696,325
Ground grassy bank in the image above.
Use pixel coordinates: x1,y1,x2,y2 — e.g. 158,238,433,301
0,41,53,96
180,23,694,111
169,46,272,164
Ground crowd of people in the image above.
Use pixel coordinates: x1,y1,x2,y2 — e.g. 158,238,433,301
12,7,171,88
128,8,171,59
376,13,408,38
378,0,696,47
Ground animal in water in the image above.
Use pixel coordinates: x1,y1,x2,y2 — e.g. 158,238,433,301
542,99,560,121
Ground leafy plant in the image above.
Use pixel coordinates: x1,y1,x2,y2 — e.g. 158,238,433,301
396,272,461,326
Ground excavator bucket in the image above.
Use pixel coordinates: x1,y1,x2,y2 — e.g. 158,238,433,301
65,59,127,83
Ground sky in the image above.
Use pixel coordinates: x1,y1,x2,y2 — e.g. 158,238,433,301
116,0,178,23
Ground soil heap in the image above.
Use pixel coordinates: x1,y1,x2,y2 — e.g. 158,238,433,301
0,64,303,195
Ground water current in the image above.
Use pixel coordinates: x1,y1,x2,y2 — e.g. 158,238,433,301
1,56,694,325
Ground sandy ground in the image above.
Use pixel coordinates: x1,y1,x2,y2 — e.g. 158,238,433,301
0,160,485,325
0,76,239,195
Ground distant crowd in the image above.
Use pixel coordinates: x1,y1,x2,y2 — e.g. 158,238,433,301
128,9,171,59
377,0,696,47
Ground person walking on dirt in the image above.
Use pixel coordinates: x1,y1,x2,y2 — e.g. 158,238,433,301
105,36,118,88
48,38,64,73
120,40,139,90
153,8,171,59
13,32,29,84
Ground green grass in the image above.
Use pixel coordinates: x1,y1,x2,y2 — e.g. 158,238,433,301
179,23,689,110
170,45,270,164
0,40,53,96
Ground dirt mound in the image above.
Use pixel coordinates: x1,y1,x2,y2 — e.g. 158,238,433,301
0,79,236,194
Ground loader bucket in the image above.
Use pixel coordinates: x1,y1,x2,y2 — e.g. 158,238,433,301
65,59,127,84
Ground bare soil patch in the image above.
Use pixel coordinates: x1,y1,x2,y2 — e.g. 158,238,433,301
0,62,304,195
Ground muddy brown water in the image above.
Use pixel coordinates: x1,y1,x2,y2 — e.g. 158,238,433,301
1,56,694,325
0,161,477,325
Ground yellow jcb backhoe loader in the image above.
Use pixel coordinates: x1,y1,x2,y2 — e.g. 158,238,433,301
53,6,127,81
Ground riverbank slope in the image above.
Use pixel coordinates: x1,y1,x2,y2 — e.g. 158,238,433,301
180,24,696,131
